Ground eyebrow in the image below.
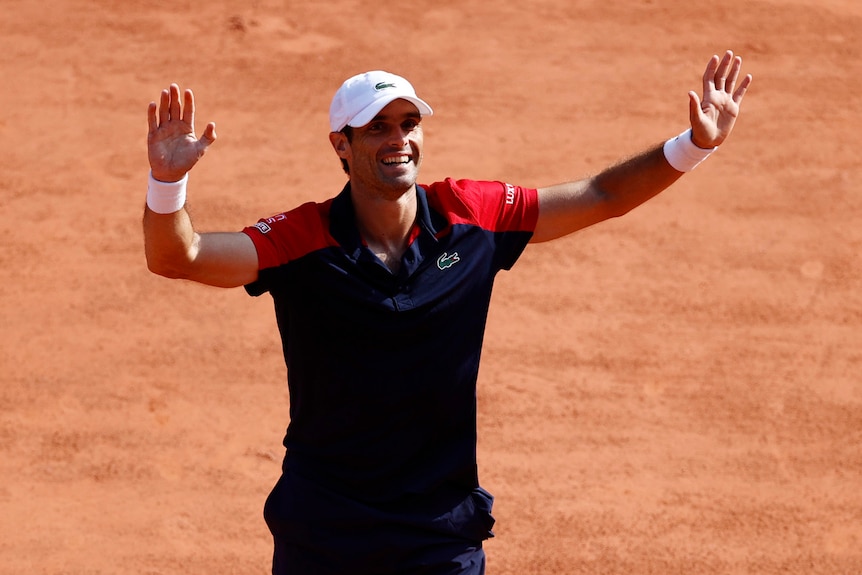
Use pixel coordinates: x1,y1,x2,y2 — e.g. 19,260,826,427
370,111,422,123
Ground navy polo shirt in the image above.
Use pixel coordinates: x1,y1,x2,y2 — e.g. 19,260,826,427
242,178,538,560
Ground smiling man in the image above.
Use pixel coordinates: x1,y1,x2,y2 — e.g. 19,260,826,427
143,56,751,575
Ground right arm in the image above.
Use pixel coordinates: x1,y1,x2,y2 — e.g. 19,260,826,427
143,84,259,288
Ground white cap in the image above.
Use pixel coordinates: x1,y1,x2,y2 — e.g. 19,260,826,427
329,70,433,132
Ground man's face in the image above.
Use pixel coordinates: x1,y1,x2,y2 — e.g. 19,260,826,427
335,99,424,199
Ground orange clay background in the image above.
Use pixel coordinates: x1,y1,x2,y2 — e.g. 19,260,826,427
2,1,861,573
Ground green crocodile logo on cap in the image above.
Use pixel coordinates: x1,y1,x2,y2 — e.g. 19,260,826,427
374,82,396,91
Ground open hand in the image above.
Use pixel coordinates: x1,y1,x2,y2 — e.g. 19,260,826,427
689,50,752,149
147,84,217,182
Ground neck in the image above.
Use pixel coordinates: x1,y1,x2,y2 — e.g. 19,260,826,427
351,185,418,272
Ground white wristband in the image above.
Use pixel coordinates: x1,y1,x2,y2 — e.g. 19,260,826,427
663,129,717,172
147,172,188,214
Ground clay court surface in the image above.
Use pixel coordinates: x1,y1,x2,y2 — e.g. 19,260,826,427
2,0,861,573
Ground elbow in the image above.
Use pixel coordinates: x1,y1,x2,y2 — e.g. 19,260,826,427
592,186,633,221
605,202,635,220
146,260,182,280
145,251,191,280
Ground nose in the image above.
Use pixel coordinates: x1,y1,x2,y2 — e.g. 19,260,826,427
388,126,410,147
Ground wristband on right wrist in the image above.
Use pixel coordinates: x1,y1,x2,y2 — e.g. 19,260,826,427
663,129,717,172
147,172,188,214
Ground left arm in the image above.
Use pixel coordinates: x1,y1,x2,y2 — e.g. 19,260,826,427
532,50,752,243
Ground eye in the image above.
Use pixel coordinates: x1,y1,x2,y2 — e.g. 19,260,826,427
367,122,385,132
402,119,420,131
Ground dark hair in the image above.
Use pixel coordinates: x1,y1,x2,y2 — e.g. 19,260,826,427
339,126,353,175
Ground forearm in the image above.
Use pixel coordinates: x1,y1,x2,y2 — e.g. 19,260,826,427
143,205,200,279
143,85,259,287
533,142,685,242
142,170,198,278
142,183,260,287
590,142,684,217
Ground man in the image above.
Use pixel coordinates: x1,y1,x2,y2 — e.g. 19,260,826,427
143,51,751,574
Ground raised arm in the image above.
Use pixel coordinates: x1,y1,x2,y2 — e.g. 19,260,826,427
143,84,259,287
531,50,752,243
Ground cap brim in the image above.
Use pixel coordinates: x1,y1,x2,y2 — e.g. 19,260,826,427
347,95,433,129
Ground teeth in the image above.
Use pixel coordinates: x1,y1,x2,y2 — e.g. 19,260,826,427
382,155,411,165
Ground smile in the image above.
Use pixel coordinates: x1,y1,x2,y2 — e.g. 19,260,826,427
382,155,411,165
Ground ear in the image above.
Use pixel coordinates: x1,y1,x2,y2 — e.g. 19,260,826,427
329,132,349,158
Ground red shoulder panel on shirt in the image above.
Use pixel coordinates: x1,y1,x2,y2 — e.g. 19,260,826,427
423,178,538,233
241,199,336,270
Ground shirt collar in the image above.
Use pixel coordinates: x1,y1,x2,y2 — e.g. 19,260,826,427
329,183,443,261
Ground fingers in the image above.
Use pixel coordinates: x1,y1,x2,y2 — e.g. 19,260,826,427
692,51,753,148
147,101,158,134
200,122,218,146
169,83,181,124
710,50,753,104
714,50,734,91
688,90,703,126
158,87,170,126
733,74,753,105
152,84,193,127
182,88,195,126
709,50,748,95
151,83,216,145
702,54,720,94
724,56,741,94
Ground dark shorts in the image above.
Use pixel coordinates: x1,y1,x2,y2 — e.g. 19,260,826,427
264,471,494,575
271,539,485,575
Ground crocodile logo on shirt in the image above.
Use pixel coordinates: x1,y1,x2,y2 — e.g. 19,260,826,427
437,252,460,270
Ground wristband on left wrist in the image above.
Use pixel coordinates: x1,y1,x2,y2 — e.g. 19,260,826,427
663,129,717,172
